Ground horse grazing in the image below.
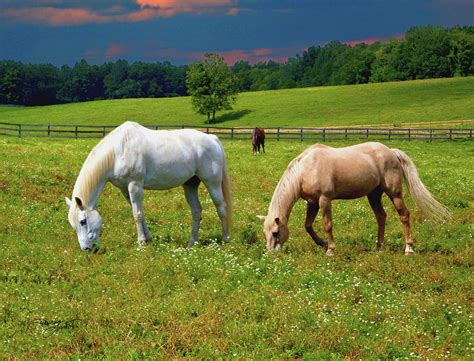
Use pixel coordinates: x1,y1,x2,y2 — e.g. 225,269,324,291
65,121,232,251
252,127,265,155
258,142,449,255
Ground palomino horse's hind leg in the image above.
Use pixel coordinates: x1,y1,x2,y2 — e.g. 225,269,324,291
128,181,152,244
389,194,414,255
304,202,327,250
319,196,335,256
204,180,229,242
183,181,202,247
120,187,152,242
367,188,387,251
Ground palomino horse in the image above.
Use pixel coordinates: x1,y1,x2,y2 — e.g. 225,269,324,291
258,142,448,255
66,121,232,251
252,127,265,155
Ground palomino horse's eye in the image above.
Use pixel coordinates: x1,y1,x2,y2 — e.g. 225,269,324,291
80,219,87,226
272,231,279,238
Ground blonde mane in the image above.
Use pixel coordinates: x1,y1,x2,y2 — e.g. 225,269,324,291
268,152,305,221
72,134,117,206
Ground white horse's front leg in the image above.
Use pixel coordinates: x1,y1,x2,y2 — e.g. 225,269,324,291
128,181,151,244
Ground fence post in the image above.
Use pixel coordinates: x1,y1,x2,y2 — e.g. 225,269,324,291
231,128,234,139
408,128,411,142
103,126,106,137
300,128,303,141
323,128,326,142
18,124,22,138
75,125,78,139
449,129,453,140
388,128,391,141
277,127,280,141
430,129,433,142
345,128,348,140
366,128,369,139
206,127,209,134
48,124,51,137
470,129,472,139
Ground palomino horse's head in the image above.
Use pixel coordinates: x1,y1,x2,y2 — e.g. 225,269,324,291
65,197,102,251
257,215,289,251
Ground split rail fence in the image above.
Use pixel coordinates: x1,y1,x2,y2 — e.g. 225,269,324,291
0,122,473,142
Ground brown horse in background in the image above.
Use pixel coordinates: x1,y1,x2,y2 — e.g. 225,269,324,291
252,127,265,155
258,142,449,255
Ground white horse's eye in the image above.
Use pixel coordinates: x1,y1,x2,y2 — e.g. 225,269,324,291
80,219,87,226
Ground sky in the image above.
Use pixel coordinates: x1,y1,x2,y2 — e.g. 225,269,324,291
0,1,473,66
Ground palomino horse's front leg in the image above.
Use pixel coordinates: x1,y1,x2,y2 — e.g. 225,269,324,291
304,202,327,250
367,188,387,251
128,181,152,244
390,194,414,255
319,196,335,256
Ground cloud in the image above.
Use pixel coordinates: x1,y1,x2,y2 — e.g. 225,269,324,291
0,0,238,26
2,6,111,26
344,34,404,47
137,45,292,65
104,43,130,60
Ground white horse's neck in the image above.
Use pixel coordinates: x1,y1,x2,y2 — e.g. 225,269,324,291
72,141,115,209
268,163,302,223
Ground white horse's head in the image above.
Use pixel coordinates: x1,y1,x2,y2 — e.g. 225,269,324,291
65,197,102,251
257,215,289,251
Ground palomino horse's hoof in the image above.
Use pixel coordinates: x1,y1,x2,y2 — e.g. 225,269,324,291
325,249,335,257
404,251,414,256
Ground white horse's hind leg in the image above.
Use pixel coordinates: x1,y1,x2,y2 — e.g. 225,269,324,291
183,183,202,247
205,181,229,242
128,181,151,244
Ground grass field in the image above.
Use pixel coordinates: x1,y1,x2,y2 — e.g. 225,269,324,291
0,77,473,128
1,137,473,359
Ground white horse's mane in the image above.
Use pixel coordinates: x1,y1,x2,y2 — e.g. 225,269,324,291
72,130,119,205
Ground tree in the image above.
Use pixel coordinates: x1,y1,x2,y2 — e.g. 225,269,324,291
186,53,238,123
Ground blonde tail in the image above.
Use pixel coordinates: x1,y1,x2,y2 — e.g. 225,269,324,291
392,148,450,221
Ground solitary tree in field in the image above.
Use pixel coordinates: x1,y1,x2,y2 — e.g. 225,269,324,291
186,53,238,123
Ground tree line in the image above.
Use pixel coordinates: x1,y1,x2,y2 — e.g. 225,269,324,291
0,25,472,106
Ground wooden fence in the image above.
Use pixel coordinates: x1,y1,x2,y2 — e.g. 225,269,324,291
0,122,473,142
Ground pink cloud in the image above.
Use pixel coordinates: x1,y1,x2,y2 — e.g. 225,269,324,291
0,1,238,26
344,34,405,47
2,6,110,26
104,43,130,60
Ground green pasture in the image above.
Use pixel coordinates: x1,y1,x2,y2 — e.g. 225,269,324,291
0,77,473,128
0,137,473,359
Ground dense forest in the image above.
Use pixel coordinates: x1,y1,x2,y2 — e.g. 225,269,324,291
0,25,472,106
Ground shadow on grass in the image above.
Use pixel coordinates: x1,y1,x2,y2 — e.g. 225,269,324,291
202,109,253,125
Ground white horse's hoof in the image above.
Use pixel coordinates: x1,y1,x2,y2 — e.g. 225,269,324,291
404,251,414,256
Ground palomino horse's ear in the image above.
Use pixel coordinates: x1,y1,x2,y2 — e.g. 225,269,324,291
75,197,85,211
65,197,72,209
256,215,266,222
274,217,280,225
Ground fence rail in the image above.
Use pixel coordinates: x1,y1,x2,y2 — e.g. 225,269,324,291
0,122,473,142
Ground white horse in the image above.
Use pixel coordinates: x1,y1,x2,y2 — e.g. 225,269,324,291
65,121,232,251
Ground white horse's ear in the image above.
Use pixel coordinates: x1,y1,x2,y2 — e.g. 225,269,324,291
65,197,72,209
256,215,266,222
75,197,84,210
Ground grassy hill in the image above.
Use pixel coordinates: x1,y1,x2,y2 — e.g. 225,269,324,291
0,77,473,128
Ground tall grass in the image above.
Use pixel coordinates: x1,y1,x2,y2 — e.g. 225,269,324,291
0,137,472,358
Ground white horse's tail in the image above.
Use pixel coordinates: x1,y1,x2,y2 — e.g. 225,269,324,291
219,143,233,235
392,148,450,221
